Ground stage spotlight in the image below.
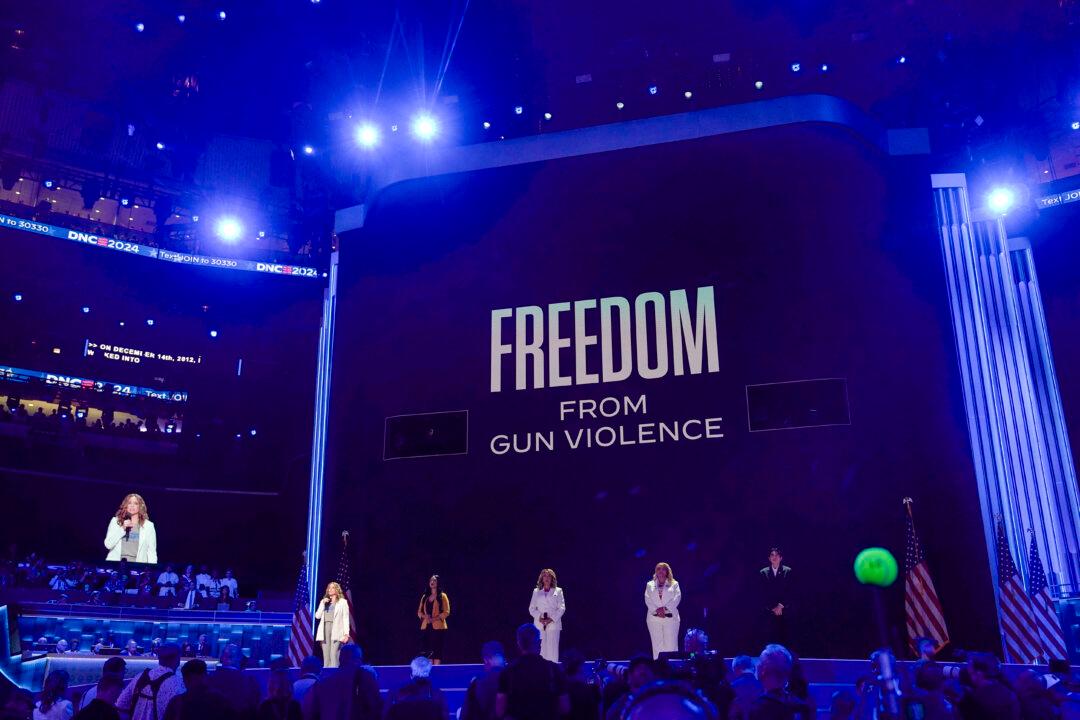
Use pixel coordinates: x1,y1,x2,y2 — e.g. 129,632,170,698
897,55,907,64
302,145,315,155
13,293,22,302
411,114,438,141
543,112,552,120
987,188,1015,215
684,90,693,99
155,142,165,150
514,105,523,115
754,80,764,90
81,306,90,314
821,63,829,72
147,319,155,326
616,101,625,110
1072,121,1079,131
177,14,186,23
43,179,54,188
192,215,200,222
258,230,266,238
249,429,257,436
210,330,218,338
218,10,227,20
791,62,801,72
120,198,130,207
356,124,379,148
119,321,125,327
52,348,61,355
648,85,658,95
482,121,491,130
135,22,145,32
215,217,243,242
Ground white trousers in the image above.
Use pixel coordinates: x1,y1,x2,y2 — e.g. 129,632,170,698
536,622,561,662
320,640,341,668
646,614,680,659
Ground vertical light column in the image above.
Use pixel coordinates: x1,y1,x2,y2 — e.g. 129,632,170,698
932,174,1080,598
306,251,339,619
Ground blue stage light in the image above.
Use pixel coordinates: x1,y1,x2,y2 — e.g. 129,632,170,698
215,217,243,242
155,142,165,150
218,10,227,20
13,293,22,302
120,198,130,207
482,121,491,130
135,22,145,33
250,429,257,436
192,215,200,222
356,124,379,148
648,85,658,95
1072,121,1080,131
81,306,90,314
897,55,907,64
754,80,764,90
177,14,186,23
147,319,155,326
302,145,315,155
514,105,523,115
543,112,552,120
684,91,693,99
821,63,829,72
616,101,625,110
119,321,125,327
43,179,54,188
791,62,801,72
411,114,438,141
987,187,1016,215
210,330,218,338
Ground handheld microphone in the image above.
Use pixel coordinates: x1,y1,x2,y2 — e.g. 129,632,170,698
123,512,132,539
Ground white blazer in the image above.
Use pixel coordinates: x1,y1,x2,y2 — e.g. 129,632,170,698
529,587,566,627
644,579,681,619
315,599,351,642
104,518,157,564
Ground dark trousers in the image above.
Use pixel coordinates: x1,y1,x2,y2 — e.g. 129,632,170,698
421,627,446,661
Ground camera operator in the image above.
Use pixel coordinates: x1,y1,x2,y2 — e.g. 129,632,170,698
956,653,1019,720
907,661,956,720
604,656,658,720
1013,670,1060,720
673,629,733,718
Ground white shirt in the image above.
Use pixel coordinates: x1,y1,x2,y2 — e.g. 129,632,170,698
315,597,351,641
644,579,682,619
529,587,566,626
219,577,238,597
157,571,178,585
104,519,158,564
195,573,216,596
116,665,184,720
33,699,73,720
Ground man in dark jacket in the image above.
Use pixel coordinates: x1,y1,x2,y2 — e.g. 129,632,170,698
759,549,793,647
307,644,382,720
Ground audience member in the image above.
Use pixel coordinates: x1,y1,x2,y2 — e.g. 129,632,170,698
748,644,812,720
293,656,322,704
3,687,35,720
195,566,214,597
679,630,732,718
604,657,656,720
121,641,139,657
156,566,178,597
385,657,449,720
621,680,719,719
731,655,764,720
563,649,600,720
828,690,857,720
914,638,937,662
495,624,570,720
33,670,73,720
72,676,124,720
163,659,234,720
257,669,302,720
304,643,381,720
195,635,212,658
957,653,1020,720
77,658,126,711
209,644,262,720
220,569,239,599
909,661,955,720
462,641,506,720
1013,670,1058,720
116,644,184,720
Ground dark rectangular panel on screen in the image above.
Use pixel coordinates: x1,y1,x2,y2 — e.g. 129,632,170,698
746,378,851,431
384,410,469,460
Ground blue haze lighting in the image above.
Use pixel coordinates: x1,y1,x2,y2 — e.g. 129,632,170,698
411,114,438,141
215,217,243,242
987,188,1016,215
356,124,379,148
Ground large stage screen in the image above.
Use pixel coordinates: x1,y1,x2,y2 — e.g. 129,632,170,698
327,120,999,661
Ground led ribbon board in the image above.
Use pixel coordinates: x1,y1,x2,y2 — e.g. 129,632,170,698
0,213,321,278
0,364,189,402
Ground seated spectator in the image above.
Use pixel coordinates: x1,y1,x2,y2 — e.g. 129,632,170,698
73,676,124,720
908,661,955,720
563,649,600,720
462,641,505,720
34,670,73,720
157,566,178,597
829,690,857,720
209,644,261,720
957,653,1019,720
257,669,302,720
121,640,140,657
1013,670,1057,720
292,656,322,704
748,644,812,720
731,655,763,720
605,657,656,720
195,634,212,657
385,656,448,720
306,644,382,720
4,688,36,720
163,659,234,720
116,643,184,720
216,587,232,611
621,680,719,719
495,624,570,720
54,639,70,654
219,569,239,599
77,657,126,712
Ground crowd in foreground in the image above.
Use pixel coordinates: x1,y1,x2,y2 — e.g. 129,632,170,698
1,622,1078,720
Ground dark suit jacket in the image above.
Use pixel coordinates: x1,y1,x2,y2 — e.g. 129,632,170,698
759,566,792,613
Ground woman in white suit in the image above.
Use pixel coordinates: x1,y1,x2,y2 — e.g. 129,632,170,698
644,562,681,659
529,568,566,662
315,581,351,668
103,494,157,564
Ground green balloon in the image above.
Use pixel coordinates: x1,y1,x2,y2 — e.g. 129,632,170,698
854,547,898,587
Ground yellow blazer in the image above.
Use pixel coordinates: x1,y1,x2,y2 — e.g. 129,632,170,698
417,592,450,630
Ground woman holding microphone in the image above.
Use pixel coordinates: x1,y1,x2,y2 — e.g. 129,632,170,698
417,575,450,664
315,582,350,668
104,493,157,564
644,562,681,659
529,568,565,662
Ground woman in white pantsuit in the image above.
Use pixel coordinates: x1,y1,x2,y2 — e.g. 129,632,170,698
644,562,681,659
315,581,351,668
529,569,566,662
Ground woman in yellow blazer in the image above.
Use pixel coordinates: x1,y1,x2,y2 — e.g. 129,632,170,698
417,574,450,664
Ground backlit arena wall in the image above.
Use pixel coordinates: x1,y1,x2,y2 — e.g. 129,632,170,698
327,121,1000,662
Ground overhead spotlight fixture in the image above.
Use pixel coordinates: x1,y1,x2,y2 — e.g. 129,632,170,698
258,230,266,238
684,90,693,99
616,101,625,110
43,179,54,188
543,112,552,120
250,429,257,436
13,293,22,302
411,114,438,141
897,55,907,64
215,217,244,242
192,215,200,222
119,321,125,327
514,106,523,115
648,85,658,95
147,319,155,326
155,142,165,150
1071,121,1079,131
482,121,491,130
302,145,315,155
120,198,130,207
754,80,764,90
356,124,379,148
210,330,219,338
52,347,61,355
390,124,399,133
820,63,829,72
135,22,145,32
218,10,227,20
987,187,1016,215
177,14,186,23
791,62,801,72
81,306,90,314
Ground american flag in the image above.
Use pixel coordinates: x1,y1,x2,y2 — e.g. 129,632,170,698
903,499,950,652
995,519,1042,664
1027,533,1067,661
337,531,358,643
288,555,314,667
